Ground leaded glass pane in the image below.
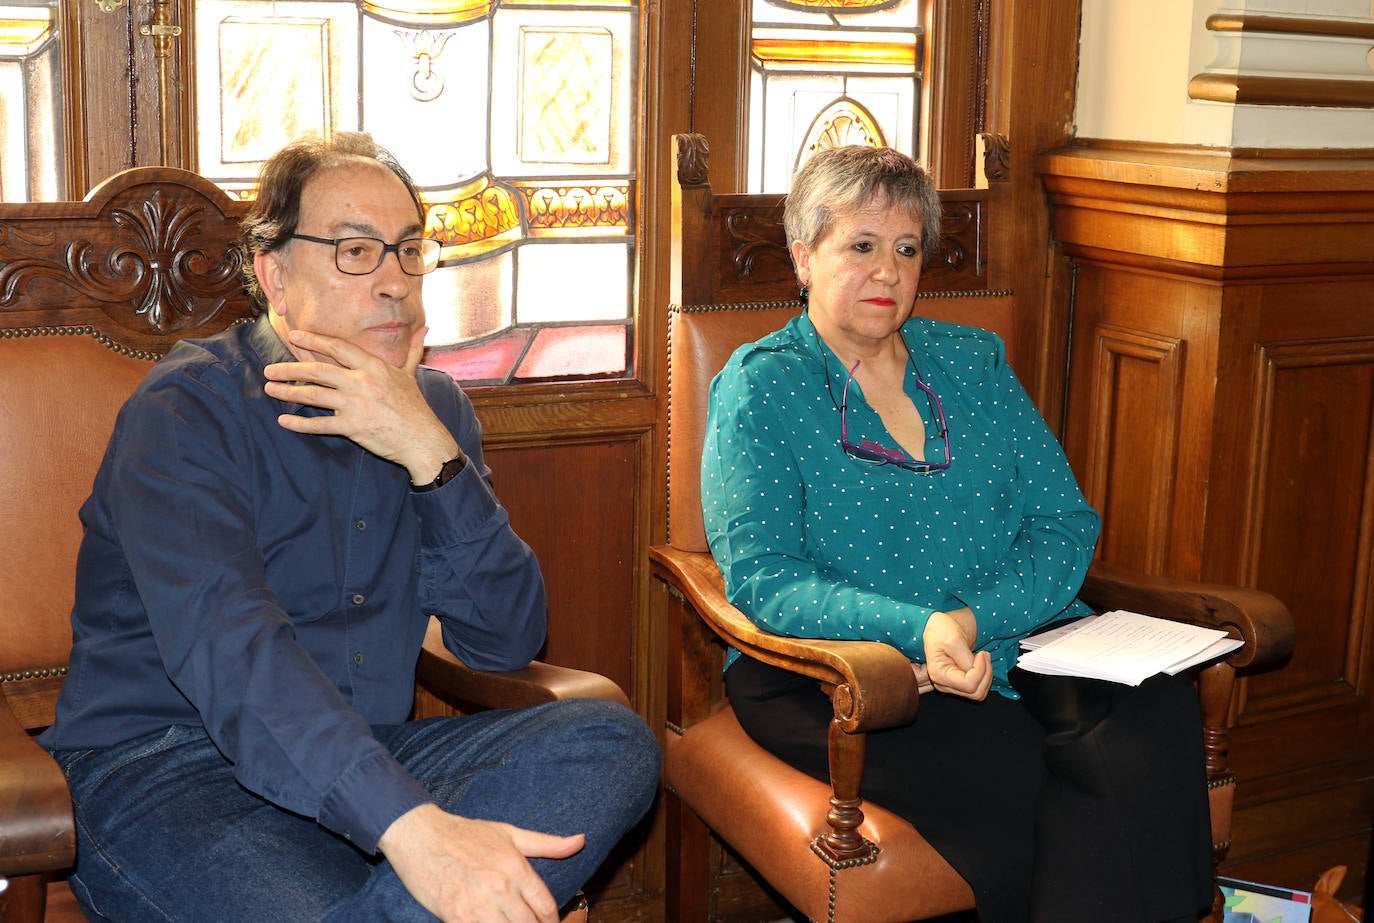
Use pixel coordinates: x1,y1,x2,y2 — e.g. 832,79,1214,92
195,0,637,385
748,0,923,192
0,2,62,202
423,256,514,343
516,242,629,324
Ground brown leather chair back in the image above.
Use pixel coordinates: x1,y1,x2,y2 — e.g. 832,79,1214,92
667,303,802,553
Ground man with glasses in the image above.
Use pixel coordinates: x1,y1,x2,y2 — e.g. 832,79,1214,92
40,132,659,923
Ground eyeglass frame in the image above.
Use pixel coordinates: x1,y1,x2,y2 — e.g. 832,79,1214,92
837,354,953,474
288,233,442,276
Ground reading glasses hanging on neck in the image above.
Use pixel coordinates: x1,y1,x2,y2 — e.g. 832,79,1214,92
290,233,442,276
838,359,953,474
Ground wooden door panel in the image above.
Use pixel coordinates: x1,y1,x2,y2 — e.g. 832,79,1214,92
488,437,646,693
1082,324,1185,575
1243,343,1374,715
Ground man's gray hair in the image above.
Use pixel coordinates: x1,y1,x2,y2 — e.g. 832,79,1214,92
239,132,425,312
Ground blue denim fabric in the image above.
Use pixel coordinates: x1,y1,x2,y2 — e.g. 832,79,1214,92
51,699,659,923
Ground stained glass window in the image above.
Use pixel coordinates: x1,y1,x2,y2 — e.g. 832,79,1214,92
748,0,922,192
194,0,637,385
0,2,62,202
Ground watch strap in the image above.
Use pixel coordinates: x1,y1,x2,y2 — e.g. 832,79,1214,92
413,454,466,493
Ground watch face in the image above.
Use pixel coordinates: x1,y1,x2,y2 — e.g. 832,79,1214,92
439,455,466,484
414,456,466,492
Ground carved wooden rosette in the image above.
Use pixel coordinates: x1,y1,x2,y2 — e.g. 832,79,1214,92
0,168,252,353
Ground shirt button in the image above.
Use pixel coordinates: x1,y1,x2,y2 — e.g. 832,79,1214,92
351,594,365,605
355,520,367,531
353,652,364,666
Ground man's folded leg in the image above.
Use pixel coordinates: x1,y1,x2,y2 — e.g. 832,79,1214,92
56,699,658,923
323,698,659,921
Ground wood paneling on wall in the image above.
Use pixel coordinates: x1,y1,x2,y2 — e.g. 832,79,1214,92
1041,141,1374,899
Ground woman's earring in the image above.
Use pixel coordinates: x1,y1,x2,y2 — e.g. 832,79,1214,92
799,285,809,307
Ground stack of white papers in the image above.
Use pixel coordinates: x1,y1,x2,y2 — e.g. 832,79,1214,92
1016,610,1243,686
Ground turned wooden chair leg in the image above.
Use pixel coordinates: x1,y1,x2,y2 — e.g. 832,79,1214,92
666,786,714,923
0,874,48,923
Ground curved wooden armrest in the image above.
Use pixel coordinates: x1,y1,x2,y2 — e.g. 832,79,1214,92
649,545,920,733
1079,560,1296,670
0,698,75,875
417,618,629,711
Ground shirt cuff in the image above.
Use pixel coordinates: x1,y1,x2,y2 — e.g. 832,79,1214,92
411,463,502,547
317,748,433,854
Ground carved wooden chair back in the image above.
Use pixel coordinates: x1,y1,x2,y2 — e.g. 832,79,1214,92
0,167,253,734
0,169,252,923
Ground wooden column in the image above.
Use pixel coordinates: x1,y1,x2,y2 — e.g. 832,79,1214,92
1041,140,1374,892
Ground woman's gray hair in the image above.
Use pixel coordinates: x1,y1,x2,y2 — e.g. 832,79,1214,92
783,145,943,267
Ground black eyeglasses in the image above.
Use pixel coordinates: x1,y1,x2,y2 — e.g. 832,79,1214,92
836,355,952,474
289,233,441,276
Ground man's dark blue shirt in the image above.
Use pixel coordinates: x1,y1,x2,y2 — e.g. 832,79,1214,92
41,315,546,852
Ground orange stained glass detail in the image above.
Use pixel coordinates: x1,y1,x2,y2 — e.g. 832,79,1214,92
424,179,522,251
766,0,899,9
518,183,631,235
359,0,493,25
751,37,916,68
0,15,51,53
802,101,886,159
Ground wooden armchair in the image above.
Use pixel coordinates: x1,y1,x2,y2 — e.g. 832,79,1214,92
0,167,612,923
649,133,1297,923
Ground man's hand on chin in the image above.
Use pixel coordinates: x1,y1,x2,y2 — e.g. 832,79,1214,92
262,326,463,481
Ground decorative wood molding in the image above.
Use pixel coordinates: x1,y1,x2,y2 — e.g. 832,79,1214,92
0,189,242,333
722,204,789,283
1190,11,1374,109
928,198,983,280
675,133,710,188
1205,13,1374,42
980,131,1010,183
0,166,250,349
1038,142,1374,280
709,192,990,293
1189,74,1374,109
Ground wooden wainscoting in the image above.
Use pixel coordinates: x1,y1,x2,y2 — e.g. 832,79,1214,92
1041,140,1374,904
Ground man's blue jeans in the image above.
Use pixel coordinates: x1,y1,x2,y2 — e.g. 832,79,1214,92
50,698,659,922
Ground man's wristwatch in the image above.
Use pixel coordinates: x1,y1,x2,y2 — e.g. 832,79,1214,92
412,455,466,493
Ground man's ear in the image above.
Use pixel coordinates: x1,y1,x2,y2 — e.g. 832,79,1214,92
255,249,287,316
